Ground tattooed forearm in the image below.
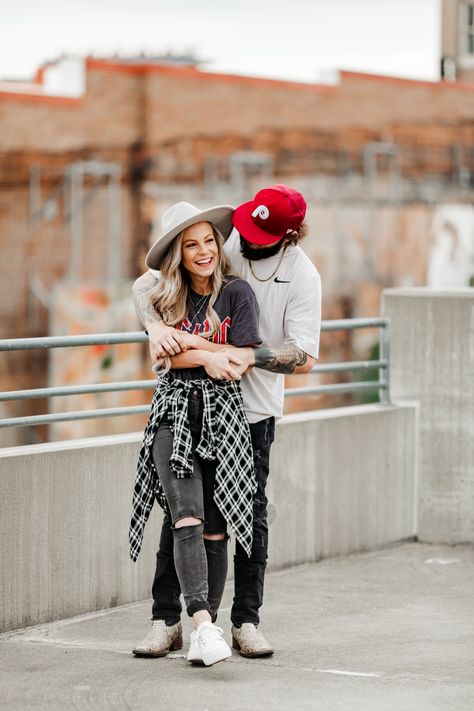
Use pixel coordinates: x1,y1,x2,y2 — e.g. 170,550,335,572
252,345,307,374
132,272,161,327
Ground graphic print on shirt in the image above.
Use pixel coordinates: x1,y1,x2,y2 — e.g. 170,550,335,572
177,317,231,344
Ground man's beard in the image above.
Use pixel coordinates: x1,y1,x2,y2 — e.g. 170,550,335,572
239,236,286,261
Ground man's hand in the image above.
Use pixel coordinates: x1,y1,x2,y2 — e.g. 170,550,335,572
201,351,244,380
177,332,202,351
147,321,185,362
221,347,256,376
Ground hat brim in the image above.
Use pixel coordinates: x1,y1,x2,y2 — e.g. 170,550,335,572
232,202,286,245
146,205,235,270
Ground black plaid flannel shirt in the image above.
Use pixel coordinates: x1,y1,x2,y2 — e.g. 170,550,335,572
129,375,257,562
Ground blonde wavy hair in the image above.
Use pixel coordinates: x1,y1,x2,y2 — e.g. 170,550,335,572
150,223,233,374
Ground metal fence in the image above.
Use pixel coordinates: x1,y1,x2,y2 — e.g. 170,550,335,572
0,318,390,430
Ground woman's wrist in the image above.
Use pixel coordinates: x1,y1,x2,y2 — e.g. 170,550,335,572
197,350,211,367
189,334,205,349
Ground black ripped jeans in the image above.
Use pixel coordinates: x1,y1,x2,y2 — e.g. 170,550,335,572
151,415,275,627
151,388,228,618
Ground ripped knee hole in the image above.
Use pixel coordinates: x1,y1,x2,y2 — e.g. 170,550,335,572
203,532,226,541
174,516,203,529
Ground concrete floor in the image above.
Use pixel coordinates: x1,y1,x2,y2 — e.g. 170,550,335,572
1,542,473,711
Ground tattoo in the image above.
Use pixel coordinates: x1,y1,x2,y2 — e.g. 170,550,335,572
252,345,307,374
132,272,162,327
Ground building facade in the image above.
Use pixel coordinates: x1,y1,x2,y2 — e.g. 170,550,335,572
1,54,474,443
442,0,474,81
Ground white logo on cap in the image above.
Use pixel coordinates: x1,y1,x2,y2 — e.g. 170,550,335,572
252,205,269,220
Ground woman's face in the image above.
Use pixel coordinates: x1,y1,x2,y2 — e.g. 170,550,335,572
180,221,219,285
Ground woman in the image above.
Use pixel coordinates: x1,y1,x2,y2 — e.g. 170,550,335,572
129,201,261,666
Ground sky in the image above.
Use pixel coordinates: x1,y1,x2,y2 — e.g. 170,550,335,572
0,0,441,84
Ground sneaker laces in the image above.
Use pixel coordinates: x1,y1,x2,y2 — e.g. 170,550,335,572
197,624,224,647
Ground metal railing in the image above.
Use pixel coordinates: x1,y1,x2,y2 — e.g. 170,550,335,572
0,318,390,430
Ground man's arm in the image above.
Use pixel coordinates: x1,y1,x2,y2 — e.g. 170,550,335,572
133,274,247,361
133,271,162,328
254,345,315,374
231,345,316,375
169,349,243,380
133,272,184,359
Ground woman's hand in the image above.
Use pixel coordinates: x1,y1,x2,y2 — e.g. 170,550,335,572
147,321,184,361
201,351,244,380
177,332,201,351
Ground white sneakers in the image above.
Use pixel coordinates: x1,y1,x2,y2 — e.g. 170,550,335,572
133,620,262,666
187,622,232,666
187,630,203,664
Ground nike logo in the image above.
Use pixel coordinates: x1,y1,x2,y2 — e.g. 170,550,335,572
274,277,290,283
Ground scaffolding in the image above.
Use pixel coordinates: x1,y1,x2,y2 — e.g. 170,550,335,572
29,160,122,284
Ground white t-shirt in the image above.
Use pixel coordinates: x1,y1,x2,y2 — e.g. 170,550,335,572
149,229,322,423
224,231,321,422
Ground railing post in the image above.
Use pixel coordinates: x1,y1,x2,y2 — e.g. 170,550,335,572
379,319,391,404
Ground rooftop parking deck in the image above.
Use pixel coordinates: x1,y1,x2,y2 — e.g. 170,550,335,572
1,290,473,709
1,542,473,711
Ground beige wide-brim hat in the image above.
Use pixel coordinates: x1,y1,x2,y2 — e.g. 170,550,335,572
146,201,235,270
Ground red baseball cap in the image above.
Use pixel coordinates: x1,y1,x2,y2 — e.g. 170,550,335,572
232,184,307,245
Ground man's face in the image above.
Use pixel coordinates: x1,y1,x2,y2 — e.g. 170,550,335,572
246,238,281,250
239,235,286,260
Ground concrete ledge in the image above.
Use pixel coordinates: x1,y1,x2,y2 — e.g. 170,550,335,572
383,288,474,543
0,433,161,634
0,403,418,633
268,403,418,566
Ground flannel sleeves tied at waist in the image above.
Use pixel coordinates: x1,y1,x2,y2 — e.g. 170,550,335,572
129,376,257,562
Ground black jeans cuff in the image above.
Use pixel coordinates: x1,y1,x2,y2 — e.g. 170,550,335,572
151,616,181,626
187,600,211,617
231,618,259,628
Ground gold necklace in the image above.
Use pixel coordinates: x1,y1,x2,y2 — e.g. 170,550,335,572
248,244,288,282
188,291,211,330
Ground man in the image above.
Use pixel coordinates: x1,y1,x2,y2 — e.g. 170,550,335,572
132,184,321,658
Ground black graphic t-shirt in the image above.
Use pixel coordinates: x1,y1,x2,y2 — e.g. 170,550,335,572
172,275,261,381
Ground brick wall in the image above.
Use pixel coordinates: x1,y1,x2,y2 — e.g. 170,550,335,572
0,65,143,151
3,60,474,152
1,58,474,439
2,61,474,332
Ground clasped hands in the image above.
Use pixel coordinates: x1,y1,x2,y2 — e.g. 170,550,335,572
147,321,254,381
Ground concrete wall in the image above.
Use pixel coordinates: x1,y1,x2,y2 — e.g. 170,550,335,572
0,403,417,633
0,434,160,634
267,404,418,566
383,288,474,543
